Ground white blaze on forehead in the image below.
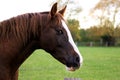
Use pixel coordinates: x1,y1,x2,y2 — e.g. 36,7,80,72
61,20,83,64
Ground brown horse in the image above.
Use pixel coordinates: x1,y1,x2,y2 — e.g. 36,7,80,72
0,3,83,80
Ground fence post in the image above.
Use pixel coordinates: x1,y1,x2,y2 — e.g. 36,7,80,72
90,42,93,47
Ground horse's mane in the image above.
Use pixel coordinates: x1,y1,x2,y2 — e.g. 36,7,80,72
0,12,48,43
0,12,63,44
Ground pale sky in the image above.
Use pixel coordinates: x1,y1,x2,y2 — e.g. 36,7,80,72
0,0,100,29
78,0,100,29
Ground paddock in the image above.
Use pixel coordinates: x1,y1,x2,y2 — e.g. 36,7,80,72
19,47,120,80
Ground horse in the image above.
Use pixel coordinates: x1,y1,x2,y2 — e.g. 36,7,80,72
0,3,83,80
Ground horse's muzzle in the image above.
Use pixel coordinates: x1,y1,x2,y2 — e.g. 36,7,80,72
65,55,81,71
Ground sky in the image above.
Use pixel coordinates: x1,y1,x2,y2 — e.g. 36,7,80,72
0,0,100,29
78,0,100,29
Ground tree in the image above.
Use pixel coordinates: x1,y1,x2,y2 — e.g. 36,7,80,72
91,0,120,27
90,0,120,46
101,19,115,46
79,29,89,41
115,25,120,38
114,25,120,46
67,19,80,42
85,26,102,41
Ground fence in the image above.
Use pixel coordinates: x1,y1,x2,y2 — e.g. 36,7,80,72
76,41,120,47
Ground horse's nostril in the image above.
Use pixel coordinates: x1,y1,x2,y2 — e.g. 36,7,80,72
76,56,80,63
71,56,80,67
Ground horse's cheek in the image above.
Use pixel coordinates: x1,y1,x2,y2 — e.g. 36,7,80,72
40,33,56,50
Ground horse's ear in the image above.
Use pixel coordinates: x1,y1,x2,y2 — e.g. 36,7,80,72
59,5,67,16
50,3,57,17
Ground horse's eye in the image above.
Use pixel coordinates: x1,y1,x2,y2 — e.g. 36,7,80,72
56,30,63,35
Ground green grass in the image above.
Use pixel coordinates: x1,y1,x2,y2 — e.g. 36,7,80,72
19,47,120,80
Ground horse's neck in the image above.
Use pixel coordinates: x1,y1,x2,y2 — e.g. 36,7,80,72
9,29,40,72
12,41,39,70
0,38,38,70
0,37,39,79
0,17,41,74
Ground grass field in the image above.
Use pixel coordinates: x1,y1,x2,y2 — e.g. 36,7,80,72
18,47,120,80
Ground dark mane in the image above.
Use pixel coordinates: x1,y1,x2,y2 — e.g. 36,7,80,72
0,13,45,44
40,12,49,14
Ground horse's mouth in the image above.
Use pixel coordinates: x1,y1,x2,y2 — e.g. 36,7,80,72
66,66,79,71
65,61,81,71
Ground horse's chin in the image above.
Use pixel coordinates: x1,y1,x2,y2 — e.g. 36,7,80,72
65,66,79,71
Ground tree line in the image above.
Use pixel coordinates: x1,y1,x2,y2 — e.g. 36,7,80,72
67,19,120,46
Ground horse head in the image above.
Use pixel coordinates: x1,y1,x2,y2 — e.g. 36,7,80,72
40,3,83,71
